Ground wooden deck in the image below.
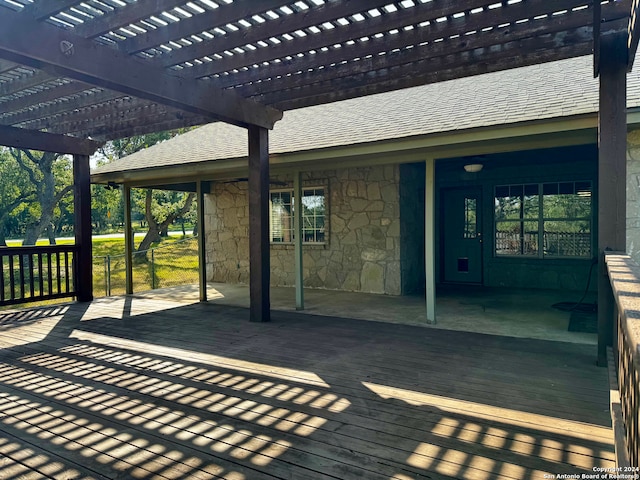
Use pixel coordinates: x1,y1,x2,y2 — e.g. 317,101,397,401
0,294,614,479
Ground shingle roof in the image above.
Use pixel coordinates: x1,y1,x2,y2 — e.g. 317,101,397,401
93,53,640,176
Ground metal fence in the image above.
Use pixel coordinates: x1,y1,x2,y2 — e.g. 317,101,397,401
92,237,199,297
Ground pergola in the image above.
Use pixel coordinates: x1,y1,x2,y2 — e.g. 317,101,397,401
0,0,638,362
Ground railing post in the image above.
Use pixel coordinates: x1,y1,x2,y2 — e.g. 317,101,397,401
107,255,111,296
151,249,155,290
104,256,108,297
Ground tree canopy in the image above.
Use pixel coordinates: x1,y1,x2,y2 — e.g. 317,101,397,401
0,128,196,246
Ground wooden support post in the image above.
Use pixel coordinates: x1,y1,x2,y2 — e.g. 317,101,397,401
294,171,304,310
123,185,134,295
197,180,207,302
597,29,627,366
248,126,270,322
73,154,93,302
425,158,436,323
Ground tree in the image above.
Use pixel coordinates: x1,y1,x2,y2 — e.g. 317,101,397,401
135,189,195,253
0,148,35,245
91,157,124,234
99,128,196,254
7,148,74,246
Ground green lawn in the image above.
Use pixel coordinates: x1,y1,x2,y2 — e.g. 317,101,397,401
92,235,199,296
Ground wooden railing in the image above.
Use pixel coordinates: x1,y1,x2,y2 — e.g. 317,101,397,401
0,245,78,306
606,254,640,467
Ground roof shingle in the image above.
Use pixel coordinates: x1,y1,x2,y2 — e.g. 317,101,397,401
93,53,634,175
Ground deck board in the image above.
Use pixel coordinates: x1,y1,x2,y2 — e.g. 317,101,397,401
0,296,614,479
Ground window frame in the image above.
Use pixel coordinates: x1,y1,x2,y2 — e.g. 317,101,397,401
269,186,326,245
494,181,593,259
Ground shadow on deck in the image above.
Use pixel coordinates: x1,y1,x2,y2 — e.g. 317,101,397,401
0,295,613,479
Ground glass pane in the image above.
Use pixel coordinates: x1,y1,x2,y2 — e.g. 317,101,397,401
544,220,591,257
522,221,539,255
301,188,325,243
543,182,591,219
495,185,538,221
270,191,293,242
495,221,538,255
495,221,522,256
495,194,521,221
463,197,477,239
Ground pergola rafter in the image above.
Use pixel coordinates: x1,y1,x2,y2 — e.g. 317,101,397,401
121,0,295,55
213,0,594,90
0,7,282,130
0,0,633,142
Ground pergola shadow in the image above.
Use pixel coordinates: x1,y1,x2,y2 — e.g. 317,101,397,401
0,298,615,479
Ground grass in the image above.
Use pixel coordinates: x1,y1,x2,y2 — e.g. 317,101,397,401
92,235,199,297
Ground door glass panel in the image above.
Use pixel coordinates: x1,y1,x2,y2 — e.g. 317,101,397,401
463,197,477,239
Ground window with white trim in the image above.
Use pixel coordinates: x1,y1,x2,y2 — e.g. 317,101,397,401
269,187,325,244
494,181,592,258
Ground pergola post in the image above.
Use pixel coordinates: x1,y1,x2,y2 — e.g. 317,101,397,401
294,170,304,310
597,29,628,366
73,153,93,302
123,184,134,295
248,126,270,322
197,180,207,302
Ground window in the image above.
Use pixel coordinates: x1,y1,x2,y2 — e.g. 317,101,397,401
495,181,591,258
270,187,325,244
270,190,293,243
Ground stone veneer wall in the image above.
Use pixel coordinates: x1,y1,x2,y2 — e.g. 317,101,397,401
204,165,402,295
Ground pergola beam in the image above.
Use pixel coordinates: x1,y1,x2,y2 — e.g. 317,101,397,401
0,9,282,130
0,124,103,155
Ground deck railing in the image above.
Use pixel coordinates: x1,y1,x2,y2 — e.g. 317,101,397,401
0,245,77,306
606,253,640,467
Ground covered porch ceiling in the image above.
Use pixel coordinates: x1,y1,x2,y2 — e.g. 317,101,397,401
0,0,637,148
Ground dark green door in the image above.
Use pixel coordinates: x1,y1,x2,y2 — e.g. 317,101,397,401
442,187,483,284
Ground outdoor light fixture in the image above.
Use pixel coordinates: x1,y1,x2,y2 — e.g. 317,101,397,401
463,163,483,173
